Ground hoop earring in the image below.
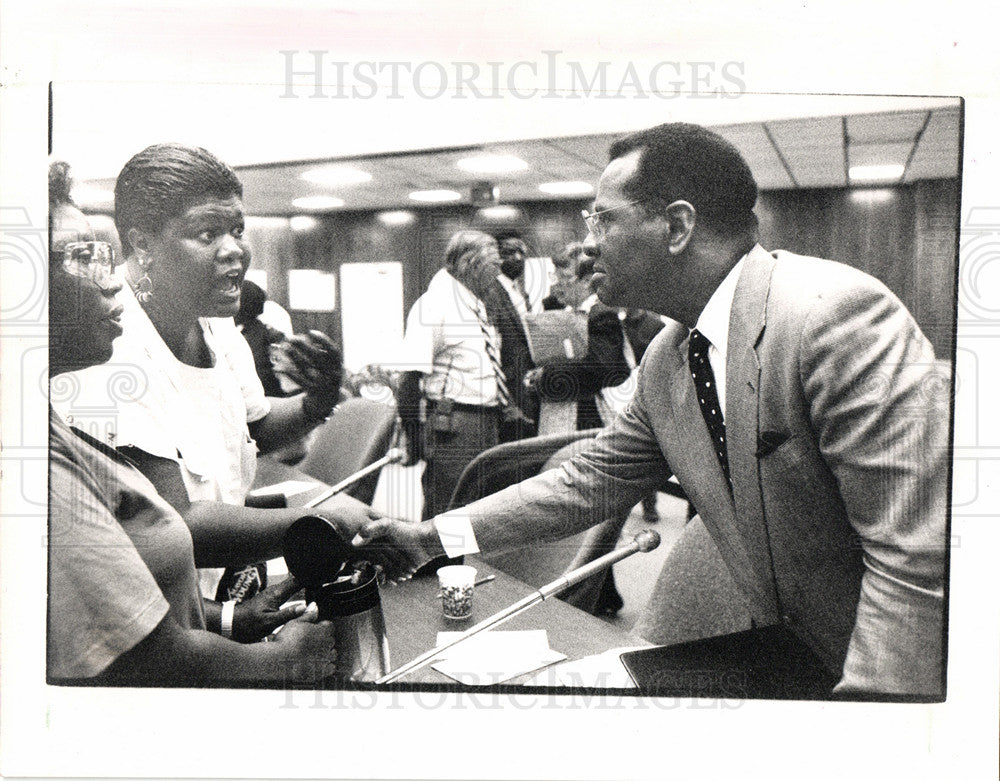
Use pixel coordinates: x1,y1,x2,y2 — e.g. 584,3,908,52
135,273,154,305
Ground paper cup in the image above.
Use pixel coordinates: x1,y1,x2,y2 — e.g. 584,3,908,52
438,565,477,620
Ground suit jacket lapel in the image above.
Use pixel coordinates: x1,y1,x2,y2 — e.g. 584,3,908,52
725,245,781,618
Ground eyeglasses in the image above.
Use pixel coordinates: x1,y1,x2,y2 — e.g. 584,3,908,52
581,200,644,237
51,241,117,283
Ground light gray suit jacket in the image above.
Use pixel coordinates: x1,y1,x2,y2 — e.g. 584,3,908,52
461,245,948,696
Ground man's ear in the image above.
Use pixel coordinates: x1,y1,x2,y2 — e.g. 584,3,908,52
663,200,696,255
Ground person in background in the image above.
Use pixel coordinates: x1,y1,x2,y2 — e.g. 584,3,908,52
525,248,631,431
541,242,582,311
52,145,379,628
397,229,531,522
235,279,287,398
483,234,539,441
47,161,336,685
260,296,294,339
356,122,948,698
496,236,535,313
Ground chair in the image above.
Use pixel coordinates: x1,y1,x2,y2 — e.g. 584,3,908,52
446,428,602,511
297,397,398,505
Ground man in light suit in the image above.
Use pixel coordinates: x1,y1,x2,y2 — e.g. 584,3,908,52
357,122,948,697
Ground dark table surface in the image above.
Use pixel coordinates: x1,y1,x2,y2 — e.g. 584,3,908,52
254,456,642,686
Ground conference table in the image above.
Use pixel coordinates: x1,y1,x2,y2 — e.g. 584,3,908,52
253,456,645,689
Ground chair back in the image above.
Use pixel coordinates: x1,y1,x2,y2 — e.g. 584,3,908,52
446,429,600,511
447,429,600,587
298,397,398,505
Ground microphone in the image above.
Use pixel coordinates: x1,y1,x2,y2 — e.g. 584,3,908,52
303,448,405,509
376,529,662,684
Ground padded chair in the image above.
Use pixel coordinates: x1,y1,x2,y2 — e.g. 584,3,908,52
297,396,398,505
446,428,602,512
451,433,600,588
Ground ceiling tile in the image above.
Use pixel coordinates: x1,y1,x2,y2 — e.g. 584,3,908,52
904,108,961,182
847,111,928,143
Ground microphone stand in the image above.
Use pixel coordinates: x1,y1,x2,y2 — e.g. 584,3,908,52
303,448,405,509
375,530,661,685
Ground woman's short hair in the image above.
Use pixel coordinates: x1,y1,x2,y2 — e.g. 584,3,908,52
443,229,498,281
114,143,243,257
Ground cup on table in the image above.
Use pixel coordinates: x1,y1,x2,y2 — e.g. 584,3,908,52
438,565,477,620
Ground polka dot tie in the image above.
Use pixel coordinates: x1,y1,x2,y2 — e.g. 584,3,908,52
688,328,732,489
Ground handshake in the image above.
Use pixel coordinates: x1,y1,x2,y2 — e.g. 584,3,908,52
335,513,448,583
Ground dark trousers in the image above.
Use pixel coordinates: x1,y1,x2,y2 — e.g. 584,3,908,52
421,403,500,521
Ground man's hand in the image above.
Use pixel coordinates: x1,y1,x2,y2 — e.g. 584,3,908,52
279,330,344,421
232,576,306,642
352,518,444,582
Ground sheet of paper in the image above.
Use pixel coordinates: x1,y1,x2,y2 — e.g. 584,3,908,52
429,630,567,685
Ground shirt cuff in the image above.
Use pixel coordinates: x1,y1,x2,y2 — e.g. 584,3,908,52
434,511,480,558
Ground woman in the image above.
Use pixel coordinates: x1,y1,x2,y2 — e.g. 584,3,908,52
396,229,511,521
52,145,377,631
47,163,336,684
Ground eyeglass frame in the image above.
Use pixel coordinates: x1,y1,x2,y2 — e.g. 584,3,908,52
50,241,118,283
580,199,646,237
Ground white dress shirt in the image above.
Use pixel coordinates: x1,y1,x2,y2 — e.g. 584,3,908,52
399,268,502,407
691,255,746,420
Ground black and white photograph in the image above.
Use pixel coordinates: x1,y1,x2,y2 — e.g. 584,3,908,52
1,2,997,779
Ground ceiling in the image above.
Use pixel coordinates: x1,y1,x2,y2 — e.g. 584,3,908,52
75,104,960,217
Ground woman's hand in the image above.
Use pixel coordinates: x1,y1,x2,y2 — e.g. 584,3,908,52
270,602,339,684
312,494,385,538
232,576,307,642
280,330,344,422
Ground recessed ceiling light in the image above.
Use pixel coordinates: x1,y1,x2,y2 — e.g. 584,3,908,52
477,205,522,220
292,195,345,210
71,184,115,206
377,210,416,226
300,166,372,186
289,215,319,231
456,154,529,174
408,189,462,203
538,181,594,195
848,164,905,182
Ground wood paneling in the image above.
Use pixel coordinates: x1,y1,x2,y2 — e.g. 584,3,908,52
245,180,958,364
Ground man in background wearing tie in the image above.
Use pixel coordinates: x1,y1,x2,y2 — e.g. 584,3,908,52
362,122,948,698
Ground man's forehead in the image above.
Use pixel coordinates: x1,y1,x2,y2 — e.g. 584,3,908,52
595,149,642,207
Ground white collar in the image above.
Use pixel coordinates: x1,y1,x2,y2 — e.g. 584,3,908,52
693,254,747,357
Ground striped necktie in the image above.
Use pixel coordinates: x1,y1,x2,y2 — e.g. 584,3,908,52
474,301,514,408
688,328,732,489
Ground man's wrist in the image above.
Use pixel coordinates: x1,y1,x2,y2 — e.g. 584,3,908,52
420,521,448,559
